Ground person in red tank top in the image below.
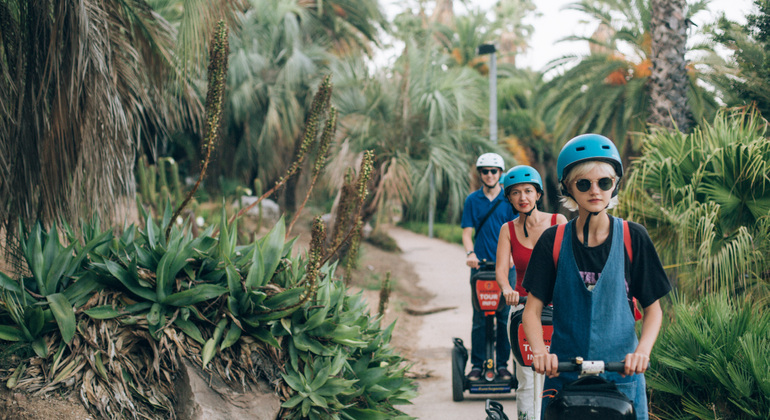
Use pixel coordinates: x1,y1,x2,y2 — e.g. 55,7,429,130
495,165,567,420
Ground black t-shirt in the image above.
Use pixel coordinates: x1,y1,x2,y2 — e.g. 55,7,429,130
522,216,672,309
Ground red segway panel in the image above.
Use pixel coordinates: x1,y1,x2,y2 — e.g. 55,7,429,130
475,279,502,312
510,305,553,366
470,268,504,313
516,323,553,366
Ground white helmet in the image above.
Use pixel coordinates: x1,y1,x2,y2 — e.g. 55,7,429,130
475,153,505,171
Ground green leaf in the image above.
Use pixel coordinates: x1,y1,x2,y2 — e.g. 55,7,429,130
84,305,126,319
0,272,22,293
220,322,242,351
147,303,162,326
202,338,217,368
95,260,156,301
146,215,157,250
47,293,75,343
262,287,305,310
259,217,286,285
225,264,241,315
66,230,112,278
31,337,47,358
23,306,44,337
250,328,280,348
0,325,23,341
162,285,227,307
62,272,100,308
25,222,45,294
245,243,265,290
43,242,75,296
341,407,392,420
174,318,205,344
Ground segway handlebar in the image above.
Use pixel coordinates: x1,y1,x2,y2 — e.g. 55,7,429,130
478,259,496,269
556,358,626,375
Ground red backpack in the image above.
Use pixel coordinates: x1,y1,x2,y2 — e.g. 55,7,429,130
552,221,642,322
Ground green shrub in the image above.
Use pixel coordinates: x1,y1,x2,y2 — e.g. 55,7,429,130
648,293,770,419
398,221,464,245
366,229,401,252
0,214,416,419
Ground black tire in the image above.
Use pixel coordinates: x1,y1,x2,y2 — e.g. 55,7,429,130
452,345,465,401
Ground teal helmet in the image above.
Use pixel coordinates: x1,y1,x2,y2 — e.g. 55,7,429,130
557,133,623,196
557,134,623,181
503,165,543,193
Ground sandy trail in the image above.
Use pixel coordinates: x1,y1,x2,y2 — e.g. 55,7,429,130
389,227,518,419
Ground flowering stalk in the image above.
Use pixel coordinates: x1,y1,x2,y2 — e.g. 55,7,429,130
231,75,332,224
166,21,229,241
286,106,337,237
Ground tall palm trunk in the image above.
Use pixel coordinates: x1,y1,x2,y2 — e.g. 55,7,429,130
648,0,693,131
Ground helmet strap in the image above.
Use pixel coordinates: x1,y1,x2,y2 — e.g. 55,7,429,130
522,208,535,237
582,211,600,246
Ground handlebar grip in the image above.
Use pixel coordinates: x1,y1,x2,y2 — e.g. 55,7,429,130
605,362,626,372
518,296,527,305
557,362,580,372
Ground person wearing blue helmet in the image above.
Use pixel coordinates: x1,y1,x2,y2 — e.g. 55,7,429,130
461,152,517,381
495,165,566,420
520,134,672,420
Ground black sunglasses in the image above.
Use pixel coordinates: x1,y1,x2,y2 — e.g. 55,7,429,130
575,177,614,192
479,168,499,175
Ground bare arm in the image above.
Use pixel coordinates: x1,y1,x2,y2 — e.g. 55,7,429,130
522,295,559,377
624,299,663,376
496,224,518,305
462,227,479,269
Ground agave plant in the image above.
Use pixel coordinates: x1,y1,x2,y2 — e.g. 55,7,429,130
0,220,111,357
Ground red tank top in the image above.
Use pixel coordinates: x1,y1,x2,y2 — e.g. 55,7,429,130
508,213,559,295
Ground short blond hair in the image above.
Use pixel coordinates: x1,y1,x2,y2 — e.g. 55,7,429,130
559,161,619,212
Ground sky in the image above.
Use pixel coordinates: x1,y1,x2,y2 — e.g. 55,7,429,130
377,0,756,71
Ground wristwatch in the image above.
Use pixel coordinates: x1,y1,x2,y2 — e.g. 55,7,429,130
466,250,474,256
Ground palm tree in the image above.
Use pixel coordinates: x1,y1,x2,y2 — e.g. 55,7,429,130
537,0,717,162
648,0,694,131
617,108,770,301
219,0,386,211
330,28,497,225
0,0,238,247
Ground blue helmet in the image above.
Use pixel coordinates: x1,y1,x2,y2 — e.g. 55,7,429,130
503,165,543,192
557,134,623,182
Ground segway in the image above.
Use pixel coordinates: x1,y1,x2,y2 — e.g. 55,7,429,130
452,261,517,401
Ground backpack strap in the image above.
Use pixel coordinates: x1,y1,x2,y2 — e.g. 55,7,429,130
552,223,566,266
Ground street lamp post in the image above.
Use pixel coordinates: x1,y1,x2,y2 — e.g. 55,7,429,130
477,44,497,143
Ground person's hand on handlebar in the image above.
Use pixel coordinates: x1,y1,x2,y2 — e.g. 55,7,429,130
466,252,480,269
501,286,519,306
532,352,559,378
622,352,650,377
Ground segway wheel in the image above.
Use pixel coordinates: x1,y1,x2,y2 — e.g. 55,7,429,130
451,345,465,401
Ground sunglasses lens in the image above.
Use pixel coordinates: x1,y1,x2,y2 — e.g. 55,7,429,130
481,169,498,175
598,177,613,191
575,179,591,192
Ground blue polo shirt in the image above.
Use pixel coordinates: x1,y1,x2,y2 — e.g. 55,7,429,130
461,188,516,262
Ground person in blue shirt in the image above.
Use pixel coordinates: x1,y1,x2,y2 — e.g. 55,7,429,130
461,152,517,381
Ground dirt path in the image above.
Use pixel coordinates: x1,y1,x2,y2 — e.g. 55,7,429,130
387,227,517,419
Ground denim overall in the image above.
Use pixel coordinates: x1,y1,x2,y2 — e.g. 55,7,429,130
541,218,648,420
